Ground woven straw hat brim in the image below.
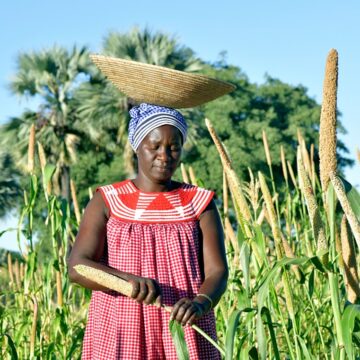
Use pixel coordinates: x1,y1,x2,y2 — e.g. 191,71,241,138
90,55,236,108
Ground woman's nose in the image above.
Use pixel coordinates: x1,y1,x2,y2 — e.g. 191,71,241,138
157,147,171,161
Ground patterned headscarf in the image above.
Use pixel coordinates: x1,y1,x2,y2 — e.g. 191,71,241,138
128,103,187,151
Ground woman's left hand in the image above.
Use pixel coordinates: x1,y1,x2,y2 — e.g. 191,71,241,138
170,297,211,326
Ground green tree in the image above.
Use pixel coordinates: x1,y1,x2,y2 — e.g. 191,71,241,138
180,63,354,196
1,46,94,201
0,153,21,218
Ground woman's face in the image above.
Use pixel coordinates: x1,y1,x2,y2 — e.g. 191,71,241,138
136,125,183,182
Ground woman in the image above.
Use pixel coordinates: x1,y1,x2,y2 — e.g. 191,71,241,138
67,103,228,359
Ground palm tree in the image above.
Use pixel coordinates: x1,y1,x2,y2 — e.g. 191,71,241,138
0,153,21,218
103,27,202,71
74,27,203,176
1,46,94,200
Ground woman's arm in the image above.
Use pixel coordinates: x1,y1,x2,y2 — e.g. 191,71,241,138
67,191,124,290
170,199,229,325
67,191,161,304
194,199,229,305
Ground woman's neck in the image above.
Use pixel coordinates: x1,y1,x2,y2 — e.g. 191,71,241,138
131,176,176,193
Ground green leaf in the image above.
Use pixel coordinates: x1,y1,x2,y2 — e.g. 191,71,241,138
341,304,360,359
308,269,315,298
256,310,266,360
257,257,308,309
240,344,250,360
338,175,360,221
29,174,38,207
240,242,250,293
169,320,190,360
237,221,246,248
66,328,84,360
262,307,280,360
309,255,326,273
297,335,313,360
53,259,60,272
238,334,249,359
253,225,267,262
44,164,56,187
197,178,205,188
0,228,16,238
225,309,255,360
225,309,241,360
2,333,18,360
14,322,29,343
46,343,56,360
24,251,37,293
249,346,259,359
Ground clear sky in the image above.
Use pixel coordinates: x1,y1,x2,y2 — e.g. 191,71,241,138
1,0,359,251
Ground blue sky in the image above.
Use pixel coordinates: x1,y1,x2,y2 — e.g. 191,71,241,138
1,0,359,250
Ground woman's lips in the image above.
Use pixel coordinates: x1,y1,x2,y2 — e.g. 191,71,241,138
154,165,172,172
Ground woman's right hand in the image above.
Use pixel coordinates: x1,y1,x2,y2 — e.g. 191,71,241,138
124,274,162,306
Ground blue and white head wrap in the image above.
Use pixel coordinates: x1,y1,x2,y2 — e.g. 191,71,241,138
128,103,187,151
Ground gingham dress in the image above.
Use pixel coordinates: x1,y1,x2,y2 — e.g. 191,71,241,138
81,179,221,360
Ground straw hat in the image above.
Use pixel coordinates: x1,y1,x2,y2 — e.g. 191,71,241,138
90,54,236,108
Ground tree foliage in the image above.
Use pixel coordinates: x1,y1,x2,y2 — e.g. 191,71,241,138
1,46,94,200
0,153,21,218
179,63,353,194
0,27,355,220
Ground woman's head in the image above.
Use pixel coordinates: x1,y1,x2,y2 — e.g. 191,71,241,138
128,103,187,151
128,103,187,182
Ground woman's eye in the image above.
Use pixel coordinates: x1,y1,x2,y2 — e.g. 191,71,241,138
148,144,180,152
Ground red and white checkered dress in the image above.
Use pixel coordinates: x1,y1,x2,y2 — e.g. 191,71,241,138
81,179,221,360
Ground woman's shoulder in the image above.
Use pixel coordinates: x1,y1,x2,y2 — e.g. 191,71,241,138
178,182,215,219
180,181,214,194
96,179,135,195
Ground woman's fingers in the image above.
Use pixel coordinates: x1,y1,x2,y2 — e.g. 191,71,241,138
170,298,187,321
143,279,160,305
129,276,162,305
129,278,141,298
171,298,195,324
185,312,198,326
180,306,196,326
136,280,148,303
170,299,207,325
129,284,205,325
154,294,162,307
181,302,204,326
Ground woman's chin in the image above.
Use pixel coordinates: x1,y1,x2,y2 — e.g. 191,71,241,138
151,169,173,181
